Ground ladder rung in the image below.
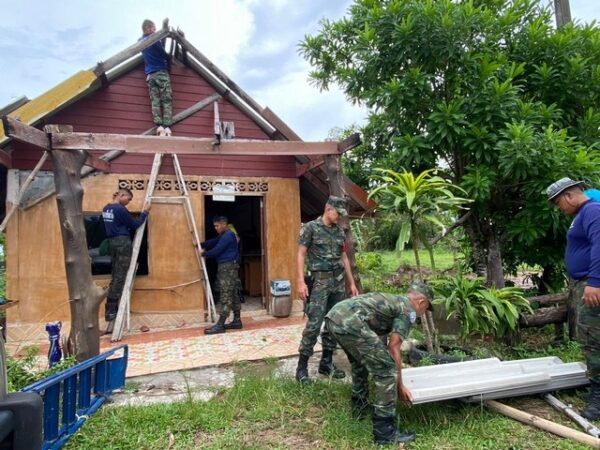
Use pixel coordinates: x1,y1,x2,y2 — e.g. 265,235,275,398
151,198,184,204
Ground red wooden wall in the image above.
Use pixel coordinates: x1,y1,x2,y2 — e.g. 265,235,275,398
11,61,297,178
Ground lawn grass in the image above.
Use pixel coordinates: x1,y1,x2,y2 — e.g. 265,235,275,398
65,368,590,450
374,249,457,274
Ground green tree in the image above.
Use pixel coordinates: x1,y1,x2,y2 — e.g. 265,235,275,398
300,0,600,287
369,168,470,275
369,168,470,352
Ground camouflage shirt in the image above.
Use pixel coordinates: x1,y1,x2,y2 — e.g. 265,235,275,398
326,292,415,340
299,216,345,271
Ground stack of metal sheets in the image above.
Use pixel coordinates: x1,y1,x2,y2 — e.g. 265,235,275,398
403,357,588,405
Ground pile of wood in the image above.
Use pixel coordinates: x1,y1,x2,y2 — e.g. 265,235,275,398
519,293,568,328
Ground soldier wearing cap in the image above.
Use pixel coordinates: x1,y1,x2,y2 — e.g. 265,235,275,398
295,195,359,383
324,281,434,445
547,177,600,419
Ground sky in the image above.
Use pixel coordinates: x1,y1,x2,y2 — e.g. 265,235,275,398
0,0,599,141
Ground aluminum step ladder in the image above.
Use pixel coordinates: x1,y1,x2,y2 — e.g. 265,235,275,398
111,153,217,341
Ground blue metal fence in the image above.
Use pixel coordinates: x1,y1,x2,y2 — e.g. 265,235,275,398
22,345,128,450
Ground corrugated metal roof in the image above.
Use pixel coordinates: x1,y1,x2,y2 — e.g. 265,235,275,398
404,357,588,404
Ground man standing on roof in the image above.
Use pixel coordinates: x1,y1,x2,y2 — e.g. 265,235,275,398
325,282,434,445
295,195,359,383
547,177,600,420
201,216,243,334
102,188,150,329
140,19,173,136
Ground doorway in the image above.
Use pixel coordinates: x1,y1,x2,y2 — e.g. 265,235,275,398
203,195,265,311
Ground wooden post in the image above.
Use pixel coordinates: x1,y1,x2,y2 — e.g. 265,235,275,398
51,148,106,362
324,154,362,293
486,400,600,448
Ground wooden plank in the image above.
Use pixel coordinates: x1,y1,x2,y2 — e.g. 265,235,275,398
94,28,170,75
261,106,302,141
296,156,325,177
174,31,266,116
486,400,600,449
338,133,362,153
0,96,29,117
0,71,97,143
84,154,110,172
51,132,342,155
0,151,49,233
2,116,49,149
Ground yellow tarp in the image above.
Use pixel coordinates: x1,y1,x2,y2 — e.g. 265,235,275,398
0,70,98,144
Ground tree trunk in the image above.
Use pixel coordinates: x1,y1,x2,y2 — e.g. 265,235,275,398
519,306,567,328
486,229,505,288
325,155,363,293
411,232,436,352
464,215,487,276
51,149,106,362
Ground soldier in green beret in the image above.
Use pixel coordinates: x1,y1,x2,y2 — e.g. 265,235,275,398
325,281,434,445
295,195,359,383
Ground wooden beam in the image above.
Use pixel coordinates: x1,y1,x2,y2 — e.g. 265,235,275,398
3,116,49,149
262,106,303,141
338,133,362,153
174,30,266,116
343,176,377,211
22,94,223,210
296,156,325,177
93,28,170,75
0,151,49,233
84,154,110,172
51,132,341,155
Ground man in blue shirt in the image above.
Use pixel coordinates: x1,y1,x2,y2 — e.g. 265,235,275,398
547,177,600,419
102,188,150,327
140,19,173,136
200,216,242,334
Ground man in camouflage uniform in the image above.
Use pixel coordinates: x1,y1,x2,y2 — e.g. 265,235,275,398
102,189,150,330
325,282,434,445
295,196,359,383
547,178,600,419
140,19,173,136
201,216,242,335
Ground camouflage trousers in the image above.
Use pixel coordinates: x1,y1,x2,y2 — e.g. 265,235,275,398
298,272,345,357
572,279,600,383
217,262,241,319
146,70,173,127
326,318,397,418
106,236,132,320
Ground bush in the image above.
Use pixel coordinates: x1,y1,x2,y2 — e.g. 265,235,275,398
432,272,533,340
7,346,76,391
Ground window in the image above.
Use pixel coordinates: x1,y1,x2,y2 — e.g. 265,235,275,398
84,213,149,276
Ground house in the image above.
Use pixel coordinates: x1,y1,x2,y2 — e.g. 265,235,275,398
0,24,373,342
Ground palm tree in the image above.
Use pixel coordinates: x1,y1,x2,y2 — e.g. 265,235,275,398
369,168,471,352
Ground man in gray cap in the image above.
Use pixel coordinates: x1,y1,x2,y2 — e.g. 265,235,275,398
295,195,359,384
324,281,434,445
547,177,600,419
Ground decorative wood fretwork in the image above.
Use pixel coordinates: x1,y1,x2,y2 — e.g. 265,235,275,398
118,178,268,193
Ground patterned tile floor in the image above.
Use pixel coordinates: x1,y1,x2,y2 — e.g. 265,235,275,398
100,315,312,377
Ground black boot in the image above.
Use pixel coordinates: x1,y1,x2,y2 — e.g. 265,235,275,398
372,414,416,445
351,395,371,420
582,381,600,420
318,349,346,379
296,354,310,384
205,315,227,335
224,311,243,330
105,297,119,322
